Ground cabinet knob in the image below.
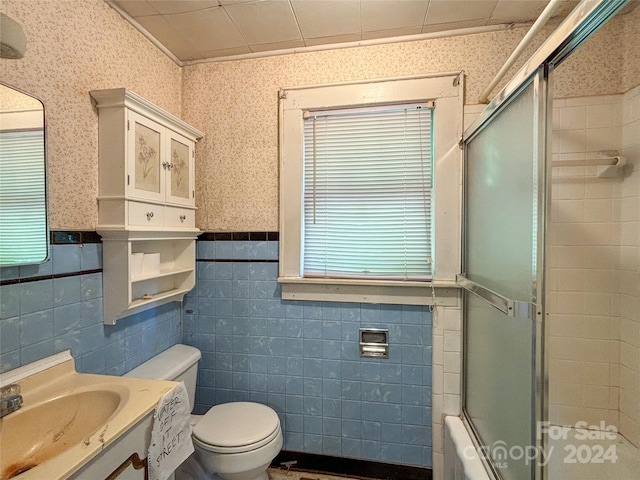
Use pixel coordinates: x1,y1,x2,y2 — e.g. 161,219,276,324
179,215,186,222
162,161,169,169
167,163,174,170
146,211,154,220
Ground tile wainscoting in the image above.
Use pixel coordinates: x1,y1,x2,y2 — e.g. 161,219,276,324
0,230,458,475
184,233,434,467
0,231,181,374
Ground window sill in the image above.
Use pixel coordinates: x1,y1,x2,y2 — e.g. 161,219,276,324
278,276,460,306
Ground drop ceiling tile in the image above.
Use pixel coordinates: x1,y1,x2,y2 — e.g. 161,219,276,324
166,7,247,51
250,39,306,53
361,26,423,41
135,14,194,59
183,45,253,61
304,33,362,47
489,0,548,23
291,0,361,39
361,0,429,32
219,0,257,4
486,1,579,26
422,19,489,33
112,0,588,63
224,0,301,45
111,0,158,18
555,1,581,17
619,2,640,15
148,0,219,15
424,0,497,25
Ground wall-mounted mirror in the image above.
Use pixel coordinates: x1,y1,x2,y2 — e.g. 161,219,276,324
0,83,48,266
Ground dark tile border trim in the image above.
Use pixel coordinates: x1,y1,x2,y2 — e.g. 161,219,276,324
51,230,102,244
271,451,432,480
49,231,279,244
0,268,103,287
196,259,278,263
198,232,279,241
2,231,103,286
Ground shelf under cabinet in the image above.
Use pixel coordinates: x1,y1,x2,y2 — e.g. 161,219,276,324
99,229,198,325
129,287,192,309
131,267,194,283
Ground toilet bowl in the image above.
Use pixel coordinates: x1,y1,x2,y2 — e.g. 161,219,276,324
192,402,282,480
124,345,282,480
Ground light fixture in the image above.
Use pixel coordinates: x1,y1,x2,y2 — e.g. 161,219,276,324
0,13,27,59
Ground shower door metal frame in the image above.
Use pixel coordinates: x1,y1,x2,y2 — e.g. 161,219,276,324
463,0,630,140
459,66,548,480
458,1,630,479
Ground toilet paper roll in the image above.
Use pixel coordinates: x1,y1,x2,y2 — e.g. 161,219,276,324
131,253,144,278
142,253,161,275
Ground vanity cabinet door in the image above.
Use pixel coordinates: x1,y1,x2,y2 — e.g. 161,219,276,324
106,453,147,480
127,110,165,204
165,130,195,207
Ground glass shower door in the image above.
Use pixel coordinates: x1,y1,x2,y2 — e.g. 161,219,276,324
460,72,547,480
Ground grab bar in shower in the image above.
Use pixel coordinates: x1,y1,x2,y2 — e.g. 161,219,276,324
456,275,537,320
551,154,626,178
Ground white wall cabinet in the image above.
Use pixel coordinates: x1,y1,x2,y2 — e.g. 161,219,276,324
91,89,202,230
125,109,195,208
91,88,203,324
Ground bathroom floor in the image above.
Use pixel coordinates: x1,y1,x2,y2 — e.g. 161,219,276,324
176,460,368,480
268,468,372,480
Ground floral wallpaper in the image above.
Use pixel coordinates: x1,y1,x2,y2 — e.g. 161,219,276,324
0,0,182,230
0,0,636,232
183,13,632,232
0,85,42,110
623,3,640,93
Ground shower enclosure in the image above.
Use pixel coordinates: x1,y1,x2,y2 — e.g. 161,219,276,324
458,0,638,479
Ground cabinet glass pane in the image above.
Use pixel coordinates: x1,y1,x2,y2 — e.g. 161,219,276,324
464,292,534,480
134,122,161,194
466,82,537,302
170,138,189,199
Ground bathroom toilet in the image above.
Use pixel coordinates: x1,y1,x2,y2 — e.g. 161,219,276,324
125,344,283,480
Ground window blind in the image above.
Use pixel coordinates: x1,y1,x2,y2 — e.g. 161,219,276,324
0,129,47,265
302,104,433,280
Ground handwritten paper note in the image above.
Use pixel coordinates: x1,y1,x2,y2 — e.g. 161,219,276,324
148,382,194,480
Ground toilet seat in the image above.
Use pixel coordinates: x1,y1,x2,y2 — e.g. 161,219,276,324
192,402,281,454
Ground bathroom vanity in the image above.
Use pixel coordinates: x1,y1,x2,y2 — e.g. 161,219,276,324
0,351,177,480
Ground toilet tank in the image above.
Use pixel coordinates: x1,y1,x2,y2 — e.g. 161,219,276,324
124,344,201,411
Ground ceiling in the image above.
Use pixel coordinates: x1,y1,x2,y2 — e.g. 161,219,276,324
106,0,587,64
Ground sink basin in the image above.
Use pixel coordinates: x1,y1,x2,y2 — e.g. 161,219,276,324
0,350,177,480
0,390,122,480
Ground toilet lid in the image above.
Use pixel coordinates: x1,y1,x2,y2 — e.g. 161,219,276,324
193,402,280,452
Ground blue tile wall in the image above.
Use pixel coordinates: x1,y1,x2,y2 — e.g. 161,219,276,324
184,239,433,467
0,241,181,375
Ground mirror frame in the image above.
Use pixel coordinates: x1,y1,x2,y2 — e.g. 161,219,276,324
0,81,49,267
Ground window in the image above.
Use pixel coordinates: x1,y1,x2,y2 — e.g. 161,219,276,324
0,129,47,265
279,74,463,304
303,104,433,280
